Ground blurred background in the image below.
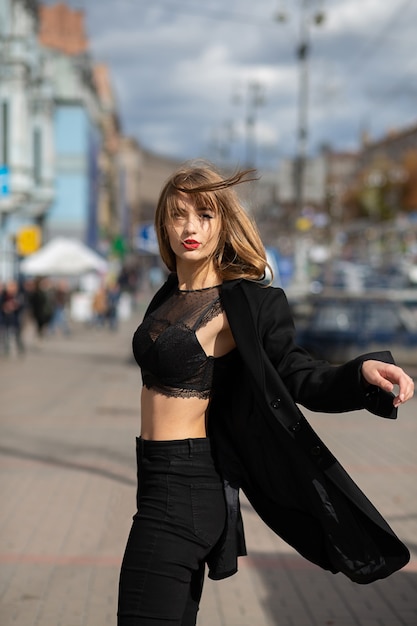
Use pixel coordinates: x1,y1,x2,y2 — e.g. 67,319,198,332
1,5,417,625
1,0,417,361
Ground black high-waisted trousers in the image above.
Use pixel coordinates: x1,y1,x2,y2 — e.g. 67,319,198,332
117,437,227,625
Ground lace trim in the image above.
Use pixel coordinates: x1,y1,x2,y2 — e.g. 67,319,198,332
197,297,222,330
148,296,222,341
143,382,211,400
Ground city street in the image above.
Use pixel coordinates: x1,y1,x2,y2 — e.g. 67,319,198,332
1,307,416,626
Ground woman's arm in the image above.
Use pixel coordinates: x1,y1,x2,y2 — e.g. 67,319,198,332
258,286,414,413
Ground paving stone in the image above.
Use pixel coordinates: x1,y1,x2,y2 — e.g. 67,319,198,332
1,309,416,625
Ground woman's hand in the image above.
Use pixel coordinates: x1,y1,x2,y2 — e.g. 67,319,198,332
361,360,415,408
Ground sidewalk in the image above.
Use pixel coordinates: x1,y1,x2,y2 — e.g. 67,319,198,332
0,311,416,626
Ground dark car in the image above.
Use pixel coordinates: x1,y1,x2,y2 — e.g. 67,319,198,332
294,292,417,366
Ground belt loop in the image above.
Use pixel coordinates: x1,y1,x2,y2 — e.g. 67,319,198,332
188,438,193,458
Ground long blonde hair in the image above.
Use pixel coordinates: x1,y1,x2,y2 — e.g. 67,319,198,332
155,161,272,282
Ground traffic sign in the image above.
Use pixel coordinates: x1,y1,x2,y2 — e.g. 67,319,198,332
136,224,159,254
16,225,42,256
0,165,10,196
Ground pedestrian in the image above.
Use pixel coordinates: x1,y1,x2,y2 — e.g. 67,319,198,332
92,284,108,327
0,279,25,355
0,279,4,351
117,162,414,625
49,279,71,336
106,281,120,331
28,277,55,339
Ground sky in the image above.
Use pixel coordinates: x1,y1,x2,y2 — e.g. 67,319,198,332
44,0,417,170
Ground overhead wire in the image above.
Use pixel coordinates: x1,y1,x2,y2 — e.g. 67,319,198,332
345,0,416,75
313,0,417,135
66,0,278,27
346,0,417,132
153,0,273,26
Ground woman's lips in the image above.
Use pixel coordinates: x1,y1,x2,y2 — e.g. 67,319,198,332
182,240,200,250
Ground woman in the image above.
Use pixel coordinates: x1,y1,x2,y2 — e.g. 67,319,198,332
118,162,414,625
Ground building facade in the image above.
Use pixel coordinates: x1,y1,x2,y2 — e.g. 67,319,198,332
0,0,55,279
38,2,102,245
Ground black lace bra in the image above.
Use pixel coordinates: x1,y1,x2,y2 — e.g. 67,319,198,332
132,285,232,399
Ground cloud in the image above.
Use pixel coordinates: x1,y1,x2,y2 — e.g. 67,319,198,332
43,0,417,168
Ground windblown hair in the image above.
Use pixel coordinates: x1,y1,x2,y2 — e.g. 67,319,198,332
155,161,272,282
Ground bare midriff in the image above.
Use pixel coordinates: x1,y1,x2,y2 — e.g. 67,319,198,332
140,387,209,440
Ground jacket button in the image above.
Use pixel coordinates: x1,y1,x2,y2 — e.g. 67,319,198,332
290,421,301,433
270,398,281,409
311,445,321,456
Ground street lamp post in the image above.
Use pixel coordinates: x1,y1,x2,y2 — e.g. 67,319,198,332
245,80,265,168
294,0,310,217
275,1,325,290
292,1,325,217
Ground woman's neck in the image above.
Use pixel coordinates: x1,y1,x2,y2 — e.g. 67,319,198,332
176,263,221,291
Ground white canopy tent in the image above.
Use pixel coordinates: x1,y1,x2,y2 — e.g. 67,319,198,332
20,237,108,276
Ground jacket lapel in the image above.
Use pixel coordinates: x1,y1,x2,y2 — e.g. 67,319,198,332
221,279,303,432
221,280,266,393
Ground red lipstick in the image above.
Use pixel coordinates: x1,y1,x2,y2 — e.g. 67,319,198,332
182,239,200,250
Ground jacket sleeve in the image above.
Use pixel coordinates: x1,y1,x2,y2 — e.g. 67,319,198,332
257,286,397,418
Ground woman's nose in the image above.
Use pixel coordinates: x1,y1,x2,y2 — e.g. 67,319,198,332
183,216,197,234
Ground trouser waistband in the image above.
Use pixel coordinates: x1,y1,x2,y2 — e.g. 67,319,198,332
136,436,212,457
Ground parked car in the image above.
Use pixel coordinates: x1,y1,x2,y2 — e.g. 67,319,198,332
295,292,417,366
313,260,412,293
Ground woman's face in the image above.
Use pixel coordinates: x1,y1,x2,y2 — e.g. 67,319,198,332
166,193,222,268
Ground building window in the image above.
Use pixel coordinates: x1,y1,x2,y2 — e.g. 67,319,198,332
33,127,42,185
1,101,9,166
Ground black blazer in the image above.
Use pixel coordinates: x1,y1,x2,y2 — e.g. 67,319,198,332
142,274,410,583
